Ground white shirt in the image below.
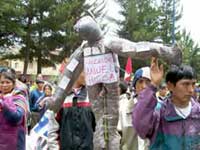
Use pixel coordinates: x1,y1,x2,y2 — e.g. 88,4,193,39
117,94,135,130
174,101,192,119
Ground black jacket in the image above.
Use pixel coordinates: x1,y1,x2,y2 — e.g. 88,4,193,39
57,86,96,150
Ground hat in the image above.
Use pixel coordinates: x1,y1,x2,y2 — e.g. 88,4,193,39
132,67,151,88
159,82,167,89
36,79,45,84
119,81,128,94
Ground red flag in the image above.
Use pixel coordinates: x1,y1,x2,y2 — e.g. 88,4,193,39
124,57,132,82
59,61,66,74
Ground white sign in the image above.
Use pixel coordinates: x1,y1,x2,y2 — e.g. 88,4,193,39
33,115,49,138
58,76,70,90
84,53,118,86
66,58,79,72
136,43,150,52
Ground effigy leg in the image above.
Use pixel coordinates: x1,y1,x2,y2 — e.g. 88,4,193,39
87,82,120,150
103,82,120,150
87,83,106,150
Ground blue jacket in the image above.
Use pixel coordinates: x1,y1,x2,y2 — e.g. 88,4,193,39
30,89,44,111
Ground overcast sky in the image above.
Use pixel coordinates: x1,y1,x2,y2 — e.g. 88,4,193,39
179,0,200,45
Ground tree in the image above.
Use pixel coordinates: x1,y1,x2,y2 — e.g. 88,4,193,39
178,29,200,80
1,0,87,75
86,0,109,33
0,0,24,48
159,0,182,44
115,0,162,75
117,0,161,41
1,0,109,75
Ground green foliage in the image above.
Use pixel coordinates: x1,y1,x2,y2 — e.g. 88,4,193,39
159,0,182,44
116,0,183,75
117,0,161,41
178,29,200,80
1,0,109,75
0,0,24,47
1,0,87,74
116,0,163,72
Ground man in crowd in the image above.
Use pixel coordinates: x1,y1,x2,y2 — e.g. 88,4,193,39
29,79,45,128
118,67,151,150
132,57,200,149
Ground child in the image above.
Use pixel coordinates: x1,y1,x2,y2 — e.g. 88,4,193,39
56,72,96,150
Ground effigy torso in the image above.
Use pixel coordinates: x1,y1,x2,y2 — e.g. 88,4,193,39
83,40,119,86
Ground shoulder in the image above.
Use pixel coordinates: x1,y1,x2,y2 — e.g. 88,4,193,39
30,89,37,93
12,89,26,99
13,87,28,98
191,98,200,112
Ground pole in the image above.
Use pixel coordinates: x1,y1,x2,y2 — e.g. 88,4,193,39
172,0,175,45
103,87,109,150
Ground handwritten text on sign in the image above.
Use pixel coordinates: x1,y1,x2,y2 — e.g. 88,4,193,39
84,53,118,86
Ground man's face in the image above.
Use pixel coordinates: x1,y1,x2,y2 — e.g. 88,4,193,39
135,77,151,94
37,82,44,90
168,79,196,105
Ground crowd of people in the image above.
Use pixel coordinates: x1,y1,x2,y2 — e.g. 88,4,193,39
0,56,200,150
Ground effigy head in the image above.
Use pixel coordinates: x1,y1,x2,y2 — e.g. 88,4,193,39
74,16,102,43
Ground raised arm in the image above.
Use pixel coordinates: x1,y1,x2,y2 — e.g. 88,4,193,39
0,95,27,125
104,37,182,65
132,57,164,140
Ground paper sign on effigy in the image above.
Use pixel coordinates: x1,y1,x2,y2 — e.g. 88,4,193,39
58,76,70,90
66,58,79,72
84,53,118,86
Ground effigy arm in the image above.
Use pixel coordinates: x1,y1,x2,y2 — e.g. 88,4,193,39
48,46,84,113
105,37,182,65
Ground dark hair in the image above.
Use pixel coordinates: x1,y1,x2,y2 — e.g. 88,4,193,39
0,67,8,73
0,67,16,75
0,69,16,84
43,83,53,91
36,79,45,84
159,82,167,89
19,75,27,83
166,65,196,85
119,81,128,94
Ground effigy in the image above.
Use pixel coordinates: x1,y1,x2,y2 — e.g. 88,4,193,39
48,15,182,150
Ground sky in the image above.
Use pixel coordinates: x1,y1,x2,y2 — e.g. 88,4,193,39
179,0,200,45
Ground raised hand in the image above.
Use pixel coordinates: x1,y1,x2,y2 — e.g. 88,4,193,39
150,57,164,87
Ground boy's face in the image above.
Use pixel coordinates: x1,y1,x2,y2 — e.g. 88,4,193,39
37,82,44,90
135,77,151,94
168,79,196,105
159,86,168,97
73,72,85,88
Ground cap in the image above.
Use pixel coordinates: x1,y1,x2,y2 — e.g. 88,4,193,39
159,82,167,89
132,67,151,88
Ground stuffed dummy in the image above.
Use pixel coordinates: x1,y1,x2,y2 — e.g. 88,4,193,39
47,16,182,150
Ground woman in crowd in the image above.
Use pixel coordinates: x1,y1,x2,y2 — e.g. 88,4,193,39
0,69,28,150
35,83,53,119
